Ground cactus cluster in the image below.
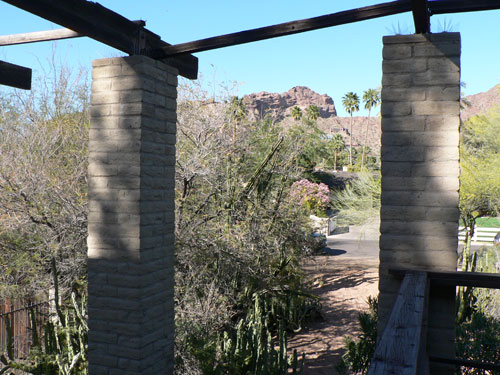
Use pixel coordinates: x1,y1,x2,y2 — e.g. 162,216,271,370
0,259,88,375
218,294,304,375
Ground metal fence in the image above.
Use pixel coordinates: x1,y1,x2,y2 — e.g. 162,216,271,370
0,298,50,360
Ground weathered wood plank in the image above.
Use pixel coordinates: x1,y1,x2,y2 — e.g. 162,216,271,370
368,272,428,375
389,268,500,289
1,0,198,79
411,0,430,34
0,21,144,46
430,356,500,372
0,60,32,90
155,0,413,57
429,0,500,14
0,28,81,46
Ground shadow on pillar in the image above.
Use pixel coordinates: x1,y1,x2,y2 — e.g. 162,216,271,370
378,32,461,375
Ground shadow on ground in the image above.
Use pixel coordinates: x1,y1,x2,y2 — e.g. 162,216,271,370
288,256,379,375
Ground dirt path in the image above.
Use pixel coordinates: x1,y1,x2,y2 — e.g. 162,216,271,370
288,255,379,375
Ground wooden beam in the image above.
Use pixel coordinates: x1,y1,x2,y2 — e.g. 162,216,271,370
389,268,500,289
0,21,144,46
154,0,413,57
0,28,81,46
1,0,198,79
368,272,428,375
429,0,500,14
411,0,430,33
430,356,500,372
0,60,32,90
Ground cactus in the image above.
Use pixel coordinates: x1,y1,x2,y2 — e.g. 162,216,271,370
216,293,305,375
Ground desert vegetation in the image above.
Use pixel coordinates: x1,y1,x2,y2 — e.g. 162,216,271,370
0,66,377,374
1,57,498,375
336,100,500,375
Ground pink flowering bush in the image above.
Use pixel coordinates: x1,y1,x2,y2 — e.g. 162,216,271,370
289,179,330,215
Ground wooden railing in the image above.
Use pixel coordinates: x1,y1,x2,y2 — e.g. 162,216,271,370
367,269,500,375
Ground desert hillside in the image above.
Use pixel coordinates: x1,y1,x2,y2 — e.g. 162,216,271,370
241,84,500,154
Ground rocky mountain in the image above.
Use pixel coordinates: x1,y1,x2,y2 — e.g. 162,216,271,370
243,86,337,121
461,84,500,121
238,84,500,155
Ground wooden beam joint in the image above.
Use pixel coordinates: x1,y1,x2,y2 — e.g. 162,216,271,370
1,0,198,79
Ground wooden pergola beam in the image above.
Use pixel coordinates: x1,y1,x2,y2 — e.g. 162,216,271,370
154,0,413,57
1,0,198,79
389,268,500,289
0,21,145,46
411,0,430,34
0,28,81,46
0,60,32,90
429,0,500,14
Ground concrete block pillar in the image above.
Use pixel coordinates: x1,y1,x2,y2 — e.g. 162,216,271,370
379,33,461,373
88,56,177,374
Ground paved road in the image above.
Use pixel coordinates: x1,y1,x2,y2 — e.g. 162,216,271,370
321,222,380,259
322,225,494,260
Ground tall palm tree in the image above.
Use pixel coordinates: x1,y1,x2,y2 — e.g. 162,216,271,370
361,89,380,169
342,92,360,166
329,133,345,171
306,105,320,121
291,106,302,121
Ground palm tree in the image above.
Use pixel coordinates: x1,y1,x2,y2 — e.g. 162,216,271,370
291,106,302,121
329,133,345,171
361,89,380,169
342,92,360,166
306,105,320,121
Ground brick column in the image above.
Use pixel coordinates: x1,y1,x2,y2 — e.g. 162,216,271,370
379,33,461,373
88,56,177,374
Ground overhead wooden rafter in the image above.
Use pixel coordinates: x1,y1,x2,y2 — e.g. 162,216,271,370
0,20,146,46
0,60,31,90
428,0,500,14
0,28,82,46
154,0,413,57
1,0,500,87
411,0,430,34
0,0,198,79
155,0,500,57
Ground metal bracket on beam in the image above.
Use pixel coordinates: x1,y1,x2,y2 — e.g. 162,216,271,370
412,0,431,33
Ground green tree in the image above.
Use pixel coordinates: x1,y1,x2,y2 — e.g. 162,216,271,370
361,89,380,170
175,81,320,373
457,111,500,322
306,105,320,121
342,92,360,166
291,106,302,121
328,133,345,171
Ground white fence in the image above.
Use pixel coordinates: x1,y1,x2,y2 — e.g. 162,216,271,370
458,227,500,244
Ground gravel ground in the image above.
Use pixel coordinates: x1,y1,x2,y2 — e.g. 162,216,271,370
288,255,379,375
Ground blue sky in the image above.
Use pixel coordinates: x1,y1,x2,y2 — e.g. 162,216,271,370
1,1,500,116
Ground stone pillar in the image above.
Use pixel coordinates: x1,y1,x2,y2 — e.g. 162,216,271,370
379,33,461,373
88,56,177,374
